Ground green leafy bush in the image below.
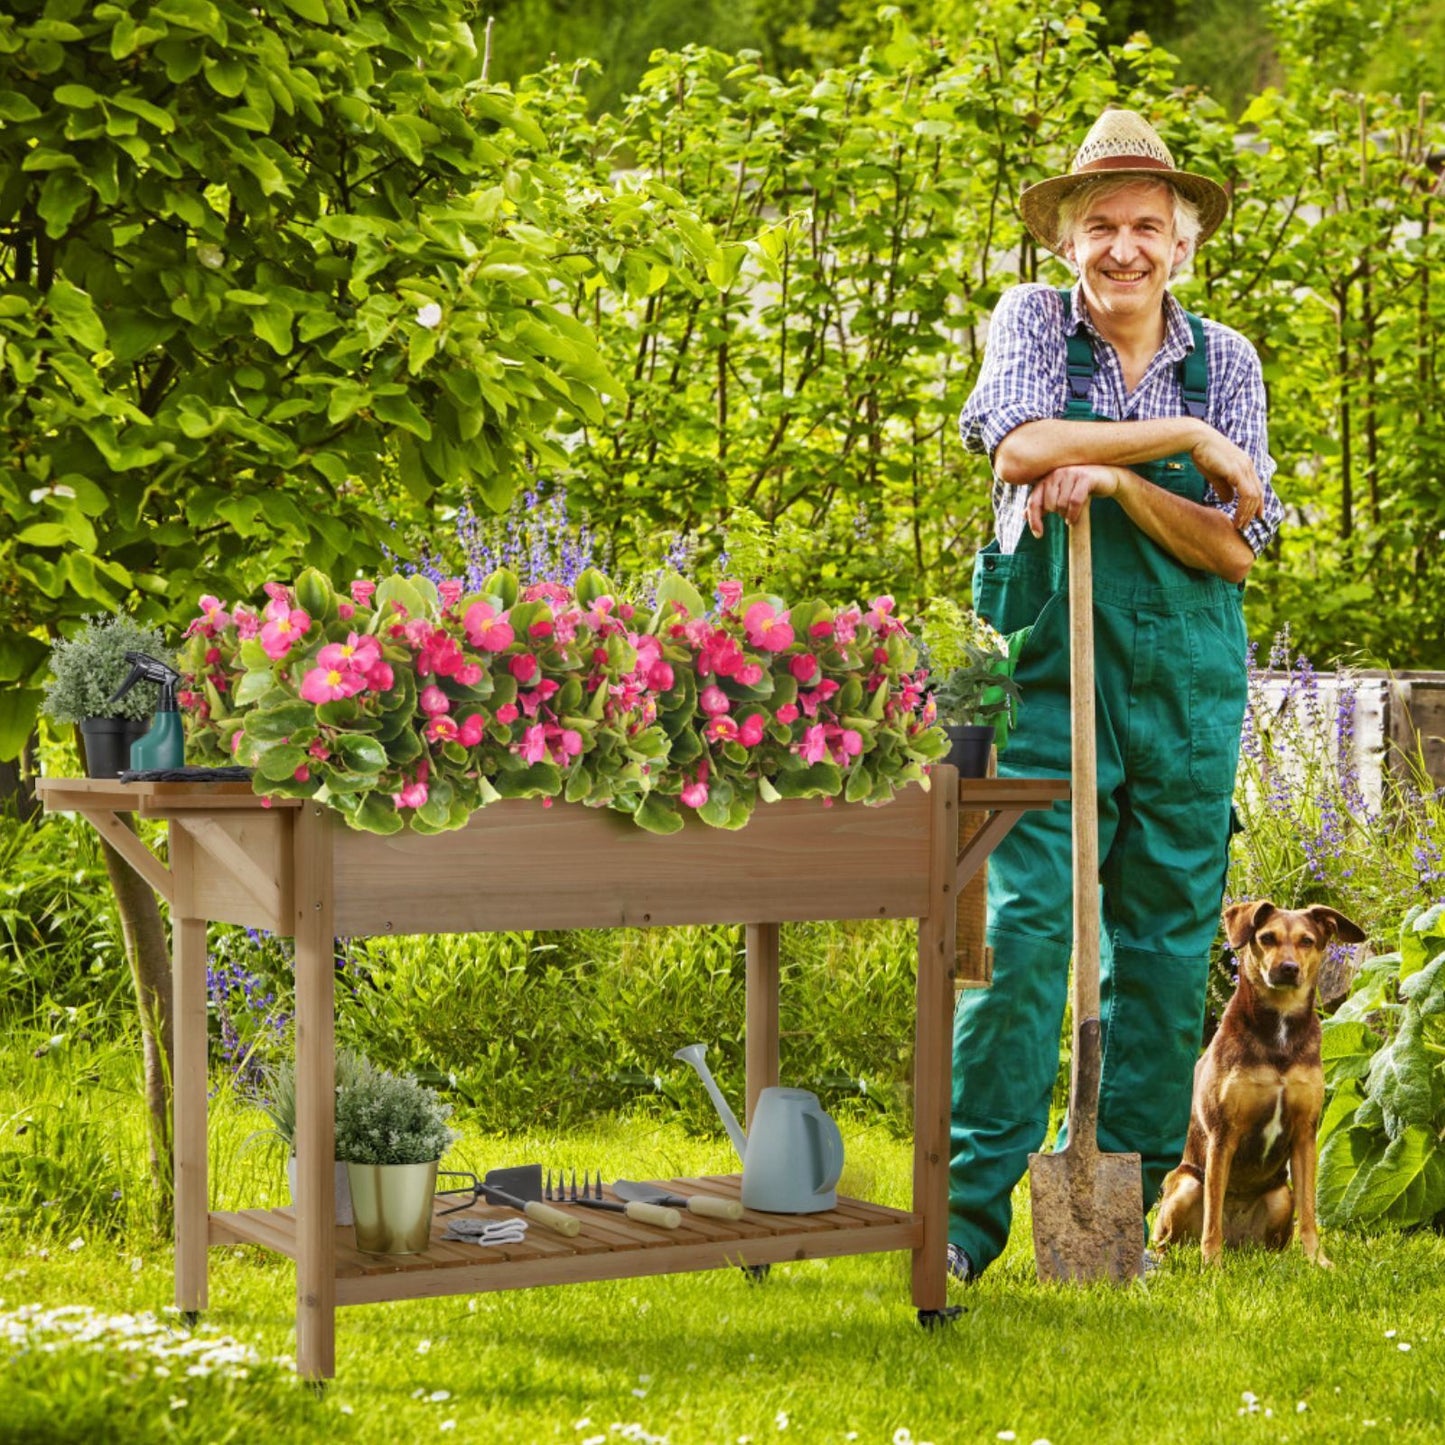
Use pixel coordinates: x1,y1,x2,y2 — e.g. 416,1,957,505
1318,903,1445,1231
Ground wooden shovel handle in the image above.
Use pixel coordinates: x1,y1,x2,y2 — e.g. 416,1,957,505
1069,505,1100,1026
1069,506,1103,1152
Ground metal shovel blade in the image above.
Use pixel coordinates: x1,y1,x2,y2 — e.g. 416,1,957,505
1028,1018,1143,1284
480,1165,580,1238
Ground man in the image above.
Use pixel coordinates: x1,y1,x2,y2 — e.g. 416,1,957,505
948,108,1284,1282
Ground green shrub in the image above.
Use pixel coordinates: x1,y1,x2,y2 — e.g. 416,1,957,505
1318,902,1445,1232
333,1060,458,1166
40,615,175,726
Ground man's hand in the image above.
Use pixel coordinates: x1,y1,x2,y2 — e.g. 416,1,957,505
1188,429,1263,531
1025,465,1124,537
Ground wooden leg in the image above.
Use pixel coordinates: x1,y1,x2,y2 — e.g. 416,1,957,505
173,916,209,1315
293,804,336,1380
912,774,958,1312
745,923,780,1130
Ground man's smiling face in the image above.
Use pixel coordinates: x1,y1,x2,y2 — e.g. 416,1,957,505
1064,181,1189,330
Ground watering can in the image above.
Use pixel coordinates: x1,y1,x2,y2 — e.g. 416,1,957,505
674,1043,844,1213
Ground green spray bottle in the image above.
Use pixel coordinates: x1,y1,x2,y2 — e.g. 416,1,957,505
107,652,186,770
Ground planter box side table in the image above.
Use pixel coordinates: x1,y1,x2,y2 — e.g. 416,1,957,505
36,768,1066,1379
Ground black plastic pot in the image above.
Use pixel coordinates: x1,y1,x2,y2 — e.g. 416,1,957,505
78,717,150,778
943,723,994,779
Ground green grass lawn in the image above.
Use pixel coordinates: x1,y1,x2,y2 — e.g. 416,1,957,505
3,1032,1443,1444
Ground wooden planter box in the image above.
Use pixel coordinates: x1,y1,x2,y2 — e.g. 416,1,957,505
37,770,1064,1379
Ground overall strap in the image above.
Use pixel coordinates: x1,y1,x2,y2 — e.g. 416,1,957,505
1178,309,1208,419
1057,287,1211,419
1057,286,1095,419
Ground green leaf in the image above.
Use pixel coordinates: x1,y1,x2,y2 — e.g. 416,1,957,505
53,83,100,108
0,92,42,122
634,794,684,835
654,572,706,623
1325,1125,1445,1228
257,743,307,781
282,0,330,22
0,687,43,761
1365,1010,1436,1140
38,170,90,236
335,734,388,773
244,701,317,741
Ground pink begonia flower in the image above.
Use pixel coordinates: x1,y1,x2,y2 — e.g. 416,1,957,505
437,579,463,609
736,662,764,686
681,758,710,809
699,684,731,717
839,728,863,758
263,582,290,603
716,579,743,611
392,774,428,809
455,662,483,687
558,729,583,758
457,714,484,747
648,660,675,691
799,724,829,764
420,685,450,717
204,646,221,665
523,581,572,605
495,703,519,725
186,594,231,637
833,606,861,645
365,661,394,692
520,724,548,764
294,763,310,782
744,601,794,652
299,664,356,704
426,716,459,743
809,620,832,640
790,654,820,684
706,716,739,744
738,714,765,747
350,579,376,606
775,703,800,725
260,607,310,660
463,601,515,652
308,740,331,760
619,602,635,621
510,653,539,684
529,619,555,641
234,607,260,640
552,610,579,645
519,678,560,718
337,601,355,621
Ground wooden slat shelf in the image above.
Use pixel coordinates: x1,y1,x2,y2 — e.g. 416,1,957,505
39,770,1063,1376
211,1175,920,1306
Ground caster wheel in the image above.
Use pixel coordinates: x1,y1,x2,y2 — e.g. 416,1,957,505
741,1263,771,1284
917,1305,963,1330
179,1310,202,1329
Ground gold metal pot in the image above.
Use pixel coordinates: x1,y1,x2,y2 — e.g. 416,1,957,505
345,1159,439,1255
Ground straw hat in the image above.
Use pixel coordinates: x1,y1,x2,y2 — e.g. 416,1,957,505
1019,109,1229,255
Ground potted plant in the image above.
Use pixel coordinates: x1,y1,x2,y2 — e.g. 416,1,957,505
256,1049,371,1226
333,1058,459,1255
41,614,176,778
919,598,1022,778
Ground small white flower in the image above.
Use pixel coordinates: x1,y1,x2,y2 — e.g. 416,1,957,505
130,1257,143,1273
1385,1329,1397,1338
169,1397,188,1410
1399,1342,1412,1352
67,1238,85,1252
440,1423,456,1433
416,302,443,329
416,1339,432,1354
632,1388,647,1398
775,1410,790,1429
1297,1402,1308,1413
998,1434,1017,1442
340,1405,354,1415
573,1421,591,1431
429,1389,450,1402
638,1373,652,1383
582,1437,605,1445
894,1431,913,1445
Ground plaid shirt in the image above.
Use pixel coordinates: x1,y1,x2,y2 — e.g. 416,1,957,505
960,284,1282,556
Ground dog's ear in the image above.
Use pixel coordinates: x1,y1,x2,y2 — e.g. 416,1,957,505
1306,905,1367,946
1224,899,1276,949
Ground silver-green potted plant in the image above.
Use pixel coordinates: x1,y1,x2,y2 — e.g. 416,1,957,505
41,614,176,778
919,599,1022,778
256,1049,371,1226
333,1059,459,1255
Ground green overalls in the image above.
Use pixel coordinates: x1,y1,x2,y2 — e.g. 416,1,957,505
949,287,1248,1275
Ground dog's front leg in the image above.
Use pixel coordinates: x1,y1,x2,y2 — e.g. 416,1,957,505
1291,1127,1331,1268
1201,1132,1241,1266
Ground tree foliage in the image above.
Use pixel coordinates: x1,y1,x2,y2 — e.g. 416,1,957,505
0,0,620,757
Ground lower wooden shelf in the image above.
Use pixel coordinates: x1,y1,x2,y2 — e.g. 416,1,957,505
210,1174,922,1307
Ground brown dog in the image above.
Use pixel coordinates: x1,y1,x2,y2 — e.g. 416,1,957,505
1152,900,1366,1267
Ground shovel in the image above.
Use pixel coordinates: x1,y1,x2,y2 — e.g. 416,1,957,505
437,1165,580,1238
613,1180,746,1221
1027,504,1144,1285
